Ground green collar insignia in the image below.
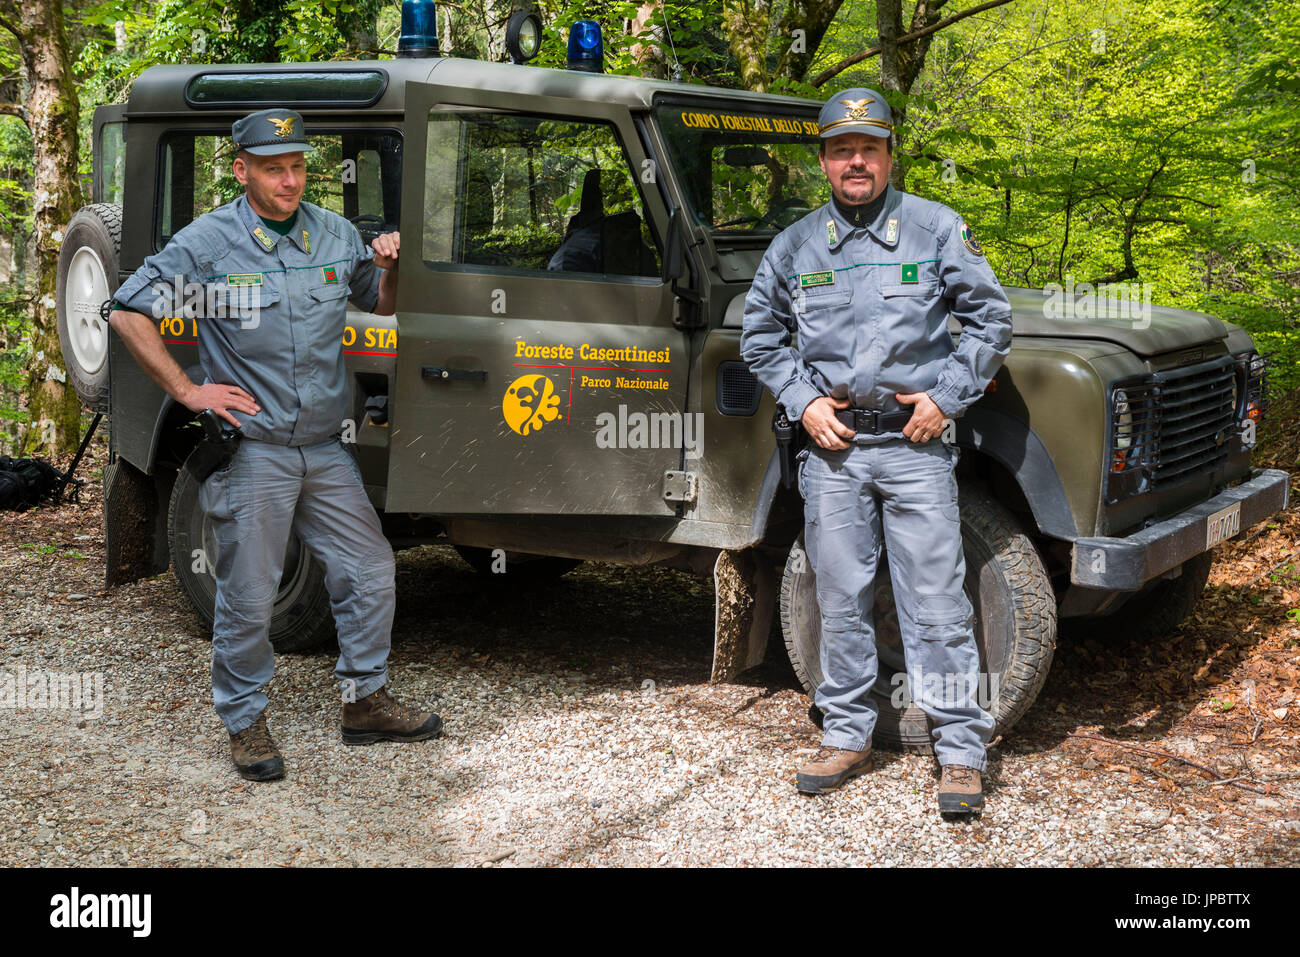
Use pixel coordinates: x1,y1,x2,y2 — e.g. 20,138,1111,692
826,217,838,247
799,270,835,288
253,226,276,250
302,229,311,254
886,218,899,244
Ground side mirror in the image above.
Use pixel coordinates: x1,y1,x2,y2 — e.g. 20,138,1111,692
661,206,684,284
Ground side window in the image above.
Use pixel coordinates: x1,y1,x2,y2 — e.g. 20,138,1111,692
97,121,125,205
423,111,660,279
156,131,402,249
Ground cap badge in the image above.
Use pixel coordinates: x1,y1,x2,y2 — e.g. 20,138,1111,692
269,116,297,137
839,98,875,119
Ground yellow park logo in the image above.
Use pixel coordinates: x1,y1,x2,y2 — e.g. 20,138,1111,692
269,116,296,137
503,374,563,436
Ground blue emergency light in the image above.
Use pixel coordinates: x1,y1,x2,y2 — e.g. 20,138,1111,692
397,0,440,58
566,20,603,73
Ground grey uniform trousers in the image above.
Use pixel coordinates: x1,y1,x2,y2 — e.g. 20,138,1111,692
199,437,395,733
799,437,992,769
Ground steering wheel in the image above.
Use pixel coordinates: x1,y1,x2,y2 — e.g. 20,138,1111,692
349,214,389,243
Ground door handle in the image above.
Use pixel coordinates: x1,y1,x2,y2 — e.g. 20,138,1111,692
421,366,487,382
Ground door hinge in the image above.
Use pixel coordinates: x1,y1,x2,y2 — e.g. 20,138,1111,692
662,470,698,504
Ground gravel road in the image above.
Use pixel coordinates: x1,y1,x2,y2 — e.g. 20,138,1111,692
1,453,1297,867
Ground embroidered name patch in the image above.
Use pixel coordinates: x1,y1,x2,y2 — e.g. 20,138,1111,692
799,270,835,288
226,273,263,286
321,266,339,284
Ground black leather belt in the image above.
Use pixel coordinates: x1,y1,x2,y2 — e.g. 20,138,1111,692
834,407,914,434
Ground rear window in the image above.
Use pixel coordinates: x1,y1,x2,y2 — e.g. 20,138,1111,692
155,129,402,249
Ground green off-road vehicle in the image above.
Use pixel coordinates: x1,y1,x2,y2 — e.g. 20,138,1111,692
57,19,1289,749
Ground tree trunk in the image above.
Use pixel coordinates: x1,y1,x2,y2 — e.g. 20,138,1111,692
724,0,773,92
629,1,669,80
0,0,84,458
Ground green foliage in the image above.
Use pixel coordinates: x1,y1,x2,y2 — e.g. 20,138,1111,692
885,0,1300,391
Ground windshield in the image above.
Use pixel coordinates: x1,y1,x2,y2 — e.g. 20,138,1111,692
654,100,828,237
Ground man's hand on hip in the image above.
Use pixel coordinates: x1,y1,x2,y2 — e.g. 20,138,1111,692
801,396,855,450
181,382,260,429
896,391,946,443
371,231,400,270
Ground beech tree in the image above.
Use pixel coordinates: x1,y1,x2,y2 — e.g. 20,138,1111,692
0,0,83,456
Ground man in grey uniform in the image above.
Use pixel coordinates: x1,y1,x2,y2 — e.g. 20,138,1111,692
109,108,441,782
741,89,1012,813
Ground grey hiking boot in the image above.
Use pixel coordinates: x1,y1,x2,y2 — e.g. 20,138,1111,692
795,745,873,794
229,712,285,781
937,764,984,814
341,685,443,745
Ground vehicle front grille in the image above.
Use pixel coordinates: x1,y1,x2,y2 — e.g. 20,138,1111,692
1109,356,1238,497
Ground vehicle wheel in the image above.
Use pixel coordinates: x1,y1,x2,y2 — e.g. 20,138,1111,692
453,545,581,583
780,481,1057,752
168,452,336,653
56,203,121,412
1063,551,1214,643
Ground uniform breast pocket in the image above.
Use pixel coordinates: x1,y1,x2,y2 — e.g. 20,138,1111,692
880,279,939,300
795,285,853,347
203,281,281,331
308,281,351,306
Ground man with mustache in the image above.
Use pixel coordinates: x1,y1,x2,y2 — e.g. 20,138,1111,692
109,108,442,781
741,88,1012,814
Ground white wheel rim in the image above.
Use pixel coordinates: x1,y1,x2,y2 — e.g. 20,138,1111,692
65,246,110,376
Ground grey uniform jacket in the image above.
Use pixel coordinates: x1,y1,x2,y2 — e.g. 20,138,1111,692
740,184,1013,439
115,195,383,447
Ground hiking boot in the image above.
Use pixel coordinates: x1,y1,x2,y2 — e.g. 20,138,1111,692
341,685,443,745
937,764,984,814
795,746,872,795
229,712,285,781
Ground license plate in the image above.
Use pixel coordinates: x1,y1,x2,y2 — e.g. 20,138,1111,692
1206,502,1241,548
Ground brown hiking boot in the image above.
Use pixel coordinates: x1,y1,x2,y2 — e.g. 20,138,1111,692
229,712,285,781
937,764,984,814
795,745,872,794
341,685,443,745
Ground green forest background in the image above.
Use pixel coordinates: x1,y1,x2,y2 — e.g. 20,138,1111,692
0,0,1296,459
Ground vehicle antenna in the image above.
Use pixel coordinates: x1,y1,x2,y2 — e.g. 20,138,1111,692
657,0,684,82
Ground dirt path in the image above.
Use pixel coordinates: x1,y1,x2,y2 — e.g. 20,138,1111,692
1,442,1297,866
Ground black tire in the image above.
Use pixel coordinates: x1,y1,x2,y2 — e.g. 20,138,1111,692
1062,551,1214,643
56,203,121,412
453,545,581,583
781,481,1057,751
167,451,336,653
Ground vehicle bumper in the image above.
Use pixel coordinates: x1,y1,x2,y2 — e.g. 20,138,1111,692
1070,468,1291,591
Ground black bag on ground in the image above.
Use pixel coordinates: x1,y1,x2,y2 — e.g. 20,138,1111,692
0,455,65,512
